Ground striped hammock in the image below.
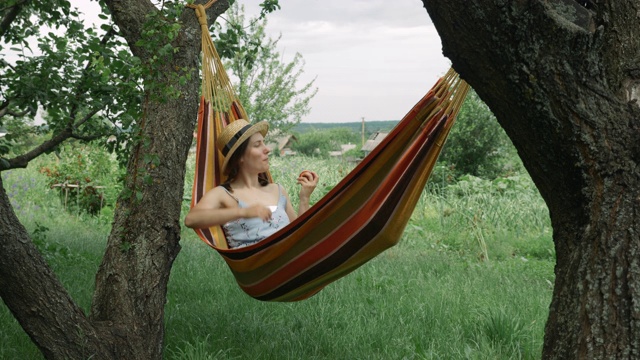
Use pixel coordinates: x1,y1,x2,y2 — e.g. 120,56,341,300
189,4,470,301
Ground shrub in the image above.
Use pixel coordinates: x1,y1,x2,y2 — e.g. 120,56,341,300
39,142,123,215
439,89,523,179
292,128,360,157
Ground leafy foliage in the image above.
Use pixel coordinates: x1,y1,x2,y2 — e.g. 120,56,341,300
0,0,142,167
439,89,522,179
39,142,123,215
291,128,360,157
0,115,42,156
216,3,317,133
133,4,194,103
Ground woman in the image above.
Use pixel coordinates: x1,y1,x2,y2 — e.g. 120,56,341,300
184,119,319,248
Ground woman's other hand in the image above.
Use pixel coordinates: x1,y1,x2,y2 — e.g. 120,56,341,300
243,204,273,221
297,170,319,199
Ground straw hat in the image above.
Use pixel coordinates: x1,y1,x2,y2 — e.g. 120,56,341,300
217,119,269,173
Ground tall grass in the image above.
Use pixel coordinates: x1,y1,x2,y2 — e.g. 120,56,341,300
1,155,554,359
409,172,553,262
1,161,109,359
166,232,552,359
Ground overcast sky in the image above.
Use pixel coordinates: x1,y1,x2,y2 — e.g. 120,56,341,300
236,0,450,123
74,0,450,123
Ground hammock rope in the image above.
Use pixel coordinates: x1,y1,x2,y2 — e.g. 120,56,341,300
188,4,470,301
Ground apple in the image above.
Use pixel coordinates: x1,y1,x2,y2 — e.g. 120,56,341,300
299,170,316,181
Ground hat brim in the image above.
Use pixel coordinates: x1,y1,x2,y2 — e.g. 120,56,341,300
221,121,269,174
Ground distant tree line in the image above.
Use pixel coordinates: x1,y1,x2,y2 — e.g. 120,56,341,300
292,120,398,135
288,89,521,180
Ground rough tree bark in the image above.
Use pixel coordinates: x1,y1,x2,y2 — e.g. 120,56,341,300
0,0,229,358
422,0,640,358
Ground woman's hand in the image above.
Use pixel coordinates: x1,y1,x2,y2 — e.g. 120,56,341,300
243,204,273,221
297,170,319,200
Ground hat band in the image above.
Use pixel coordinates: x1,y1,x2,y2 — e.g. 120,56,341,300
222,124,253,156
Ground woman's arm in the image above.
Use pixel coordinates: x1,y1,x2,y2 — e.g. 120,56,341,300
296,170,319,216
184,187,271,229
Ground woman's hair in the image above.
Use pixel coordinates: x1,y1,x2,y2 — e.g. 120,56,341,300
221,138,269,192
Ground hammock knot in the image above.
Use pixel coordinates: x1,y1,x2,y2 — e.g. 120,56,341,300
195,4,208,28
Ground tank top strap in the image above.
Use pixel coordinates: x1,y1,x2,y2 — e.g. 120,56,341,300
276,184,287,207
220,186,240,203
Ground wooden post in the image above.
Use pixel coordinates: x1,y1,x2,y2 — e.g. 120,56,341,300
361,117,365,147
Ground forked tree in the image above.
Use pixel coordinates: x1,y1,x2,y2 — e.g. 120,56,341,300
423,0,640,358
0,0,230,358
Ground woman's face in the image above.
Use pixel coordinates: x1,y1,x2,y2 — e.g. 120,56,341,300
240,133,270,173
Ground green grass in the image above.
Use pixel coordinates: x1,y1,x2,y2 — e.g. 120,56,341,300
165,233,551,359
0,155,554,359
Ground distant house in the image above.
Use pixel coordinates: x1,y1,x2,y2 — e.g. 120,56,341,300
267,134,298,156
361,132,388,156
329,143,357,157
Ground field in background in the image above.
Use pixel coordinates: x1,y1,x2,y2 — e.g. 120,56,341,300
1,155,554,359
293,120,398,136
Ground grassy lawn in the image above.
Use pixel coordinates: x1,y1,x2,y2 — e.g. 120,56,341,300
0,156,554,359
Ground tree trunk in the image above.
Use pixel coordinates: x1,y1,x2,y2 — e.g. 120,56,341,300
422,0,640,358
0,1,229,358
90,0,231,358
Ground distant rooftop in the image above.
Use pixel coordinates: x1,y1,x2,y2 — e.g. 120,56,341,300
361,132,389,152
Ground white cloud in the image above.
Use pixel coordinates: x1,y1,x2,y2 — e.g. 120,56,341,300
237,0,450,122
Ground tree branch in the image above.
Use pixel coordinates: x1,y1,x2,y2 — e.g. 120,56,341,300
0,107,105,171
0,0,30,38
67,26,118,128
0,99,12,116
0,128,71,170
0,107,32,119
0,25,120,172
71,133,106,141
72,108,101,129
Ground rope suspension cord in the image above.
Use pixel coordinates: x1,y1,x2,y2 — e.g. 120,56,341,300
188,1,247,120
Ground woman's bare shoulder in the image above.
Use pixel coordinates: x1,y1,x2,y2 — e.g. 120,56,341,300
270,182,290,197
197,186,233,207
207,186,230,197
266,182,280,191
267,182,285,192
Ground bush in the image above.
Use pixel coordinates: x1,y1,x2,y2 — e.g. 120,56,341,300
292,128,360,157
439,89,523,179
39,142,123,215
